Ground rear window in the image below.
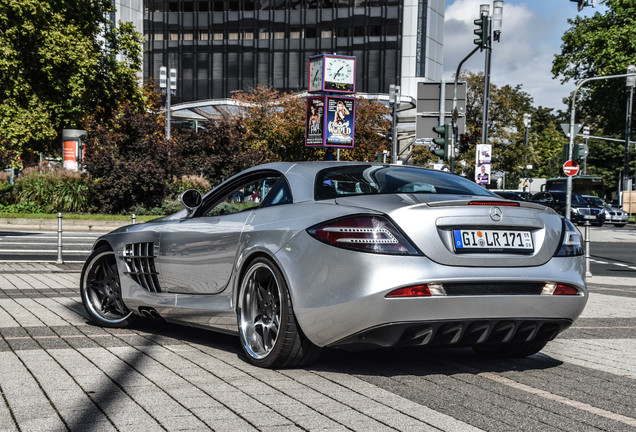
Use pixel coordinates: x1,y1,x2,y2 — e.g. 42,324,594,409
315,165,498,200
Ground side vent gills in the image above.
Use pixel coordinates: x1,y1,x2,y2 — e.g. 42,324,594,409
123,242,161,292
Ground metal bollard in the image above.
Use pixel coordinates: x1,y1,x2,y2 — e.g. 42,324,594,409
132,213,137,225
56,213,64,265
584,219,592,278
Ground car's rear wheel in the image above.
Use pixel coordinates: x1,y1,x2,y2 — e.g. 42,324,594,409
237,257,321,368
473,340,548,358
81,246,134,328
614,224,626,227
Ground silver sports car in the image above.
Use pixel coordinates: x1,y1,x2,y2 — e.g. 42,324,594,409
81,162,587,368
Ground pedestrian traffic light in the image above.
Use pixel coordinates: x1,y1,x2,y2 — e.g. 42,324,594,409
474,14,490,50
432,124,450,160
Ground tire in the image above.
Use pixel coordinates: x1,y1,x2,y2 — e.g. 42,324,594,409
614,224,626,228
473,340,548,358
237,257,321,368
81,246,135,328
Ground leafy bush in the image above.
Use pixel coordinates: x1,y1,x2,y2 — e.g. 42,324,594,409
0,201,45,214
11,167,91,212
165,175,211,200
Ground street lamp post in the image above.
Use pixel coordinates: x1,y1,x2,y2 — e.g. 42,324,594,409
523,113,531,189
478,1,503,147
389,84,400,163
160,66,177,140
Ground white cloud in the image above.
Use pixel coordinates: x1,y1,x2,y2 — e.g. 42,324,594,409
442,0,580,110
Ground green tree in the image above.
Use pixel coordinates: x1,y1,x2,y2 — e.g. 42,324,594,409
552,0,636,193
231,86,391,162
457,71,537,188
0,0,144,165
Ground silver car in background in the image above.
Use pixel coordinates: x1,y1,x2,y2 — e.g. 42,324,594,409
81,162,587,368
582,195,629,227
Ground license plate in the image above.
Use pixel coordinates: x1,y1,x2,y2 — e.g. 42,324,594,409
453,229,533,253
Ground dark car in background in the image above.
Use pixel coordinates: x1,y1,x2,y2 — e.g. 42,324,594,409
494,190,532,201
531,191,603,226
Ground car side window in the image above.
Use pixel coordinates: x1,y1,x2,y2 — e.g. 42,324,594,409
203,175,280,217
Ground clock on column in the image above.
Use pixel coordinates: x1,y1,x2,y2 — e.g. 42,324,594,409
308,55,324,93
323,55,356,93
307,54,356,94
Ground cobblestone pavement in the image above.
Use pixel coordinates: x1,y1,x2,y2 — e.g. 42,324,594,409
1,263,635,432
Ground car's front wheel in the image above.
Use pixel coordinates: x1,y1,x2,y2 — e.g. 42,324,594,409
473,340,548,358
81,246,134,328
237,257,321,368
614,224,627,227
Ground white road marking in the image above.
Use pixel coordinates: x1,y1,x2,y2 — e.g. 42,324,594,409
479,372,636,427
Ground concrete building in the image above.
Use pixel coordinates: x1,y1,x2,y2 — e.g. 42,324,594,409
116,0,445,103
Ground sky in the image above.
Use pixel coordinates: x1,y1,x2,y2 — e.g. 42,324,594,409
443,0,607,111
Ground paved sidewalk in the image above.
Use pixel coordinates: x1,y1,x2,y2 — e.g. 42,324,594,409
0,263,481,432
1,262,635,432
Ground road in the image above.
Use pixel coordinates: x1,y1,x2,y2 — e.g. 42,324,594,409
1,224,635,276
0,230,99,263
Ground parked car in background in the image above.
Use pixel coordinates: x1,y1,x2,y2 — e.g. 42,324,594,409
81,162,588,368
531,191,603,226
581,195,629,227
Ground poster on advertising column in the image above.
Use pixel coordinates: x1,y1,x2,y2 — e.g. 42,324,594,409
325,96,355,148
305,96,326,147
475,144,492,185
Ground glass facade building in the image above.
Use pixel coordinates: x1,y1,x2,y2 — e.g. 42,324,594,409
133,0,444,103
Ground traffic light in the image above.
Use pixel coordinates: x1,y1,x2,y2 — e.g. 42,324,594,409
375,152,383,162
432,124,450,160
474,14,490,50
458,134,470,153
562,143,588,162
570,0,595,12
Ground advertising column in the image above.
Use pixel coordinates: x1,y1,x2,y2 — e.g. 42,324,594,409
62,129,87,171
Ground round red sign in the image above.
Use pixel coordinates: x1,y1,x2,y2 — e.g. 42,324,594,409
563,160,579,177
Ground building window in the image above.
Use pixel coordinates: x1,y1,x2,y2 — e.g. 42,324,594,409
169,32,179,41
199,31,209,40
214,32,224,40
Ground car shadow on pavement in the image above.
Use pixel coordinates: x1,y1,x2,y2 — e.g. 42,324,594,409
92,317,564,378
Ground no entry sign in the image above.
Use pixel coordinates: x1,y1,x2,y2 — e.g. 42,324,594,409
563,160,579,177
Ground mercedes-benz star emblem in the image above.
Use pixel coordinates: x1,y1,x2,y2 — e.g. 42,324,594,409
490,206,503,222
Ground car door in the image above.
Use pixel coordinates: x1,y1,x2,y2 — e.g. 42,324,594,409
155,171,281,294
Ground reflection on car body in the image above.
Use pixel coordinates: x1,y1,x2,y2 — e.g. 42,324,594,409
81,162,587,368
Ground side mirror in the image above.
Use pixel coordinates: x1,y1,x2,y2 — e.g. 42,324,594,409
179,189,202,216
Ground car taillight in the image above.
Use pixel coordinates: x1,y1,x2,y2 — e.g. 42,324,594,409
386,283,446,297
541,283,580,295
554,217,583,257
307,215,421,255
